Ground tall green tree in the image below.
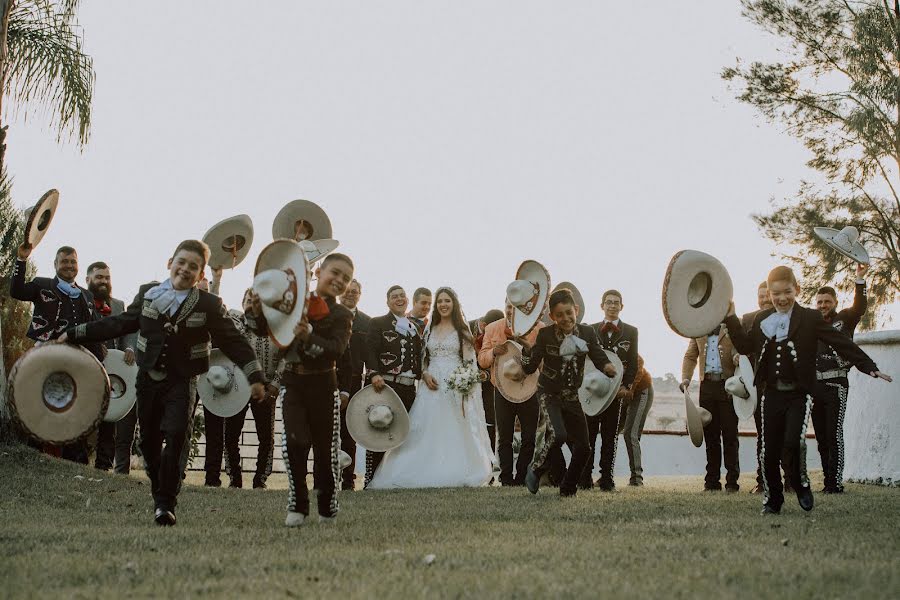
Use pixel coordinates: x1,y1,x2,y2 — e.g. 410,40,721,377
722,0,899,328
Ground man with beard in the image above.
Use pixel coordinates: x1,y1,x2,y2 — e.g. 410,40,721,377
85,262,138,471
338,278,370,490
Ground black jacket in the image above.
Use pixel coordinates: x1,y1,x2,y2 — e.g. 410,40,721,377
818,282,867,374
520,323,612,393
366,313,423,378
591,320,639,388
280,296,354,372
348,308,371,378
725,304,877,395
68,283,264,384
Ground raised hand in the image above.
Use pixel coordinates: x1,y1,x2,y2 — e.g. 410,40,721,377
856,263,869,278
17,243,32,260
872,371,893,383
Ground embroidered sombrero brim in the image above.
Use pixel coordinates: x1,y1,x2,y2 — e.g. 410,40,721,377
813,226,870,264
542,282,585,325
346,385,410,451
662,250,734,339
102,349,138,422
578,349,624,416
493,341,539,403
203,214,255,270
254,239,310,348
731,355,757,421
197,349,251,418
510,260,551,337
24,189,59,249
272,199,333,242
8,344,110,445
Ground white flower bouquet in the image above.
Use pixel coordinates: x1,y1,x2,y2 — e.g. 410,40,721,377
445,363,481,416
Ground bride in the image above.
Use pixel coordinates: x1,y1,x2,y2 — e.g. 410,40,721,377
368,287,494,489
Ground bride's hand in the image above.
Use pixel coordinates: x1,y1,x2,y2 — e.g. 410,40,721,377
423,372,439,391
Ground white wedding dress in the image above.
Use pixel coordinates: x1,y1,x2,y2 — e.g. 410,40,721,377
368,327,494,489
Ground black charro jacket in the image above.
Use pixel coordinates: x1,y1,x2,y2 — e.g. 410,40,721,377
520,322,612,394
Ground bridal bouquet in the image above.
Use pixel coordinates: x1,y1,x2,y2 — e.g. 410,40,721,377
445,364,481,417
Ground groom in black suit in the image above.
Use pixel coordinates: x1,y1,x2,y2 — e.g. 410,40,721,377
364,285,423,487
338,278,371,490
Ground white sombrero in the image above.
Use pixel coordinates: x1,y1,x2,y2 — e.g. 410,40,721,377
345,385,410,452
684,388,713,448
24,189,59,249
272,199,332,242
662,250,734,339
253,239,310,349
102,349,138,422
507,260,550,337
542,282,585,325
8,344,109,445
578,349,624,416
493,341,539,403
813,225,870,265
197,349,251,418
202,214,255,270
726,355,758,421
298,238,339,264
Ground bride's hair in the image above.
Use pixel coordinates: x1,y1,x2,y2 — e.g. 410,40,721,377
428,287,472,363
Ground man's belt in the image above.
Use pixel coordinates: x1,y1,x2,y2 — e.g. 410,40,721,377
774,379,798,392
380,374,417,386
284,363,334,376
817,369,848,381
704,372,724,382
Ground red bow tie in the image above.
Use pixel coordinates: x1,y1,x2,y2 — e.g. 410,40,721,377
600,321,619,334
93,299,112,316
307,295,330,322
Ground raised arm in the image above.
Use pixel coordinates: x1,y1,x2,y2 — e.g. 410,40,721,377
69,288,142,343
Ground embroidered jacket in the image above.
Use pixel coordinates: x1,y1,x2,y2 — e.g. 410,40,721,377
366,312,423,379
101,296,138,352
67,282,263,384
591,320,639,388
817,281,867,375
725,305,877,395
520,323,612,394
279,296,353,372
228,309,282,386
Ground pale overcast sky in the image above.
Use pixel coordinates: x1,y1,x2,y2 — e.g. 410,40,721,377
6,1,892,377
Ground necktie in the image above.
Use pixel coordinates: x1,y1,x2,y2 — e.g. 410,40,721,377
601,321,619,334
93,299,112,316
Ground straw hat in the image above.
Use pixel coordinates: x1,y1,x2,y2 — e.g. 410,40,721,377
506,260,550,337
272,199,332,241
662,250,734,339
202,214,254,270
542,282,585,325
578,350,624,416
345,385,410,452
813,225,870,265
298,238,339,264
8,344,109,445
102,349,138,422
24,189,59,249
253,239,310,348
684,388,713,448
197,349,251,418
726,354,758,421
493,341,539,403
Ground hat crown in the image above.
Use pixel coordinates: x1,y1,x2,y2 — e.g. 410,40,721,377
584,372,611,396
725,375,749,399
834,226,859,249
254,269,293,309
500,359,524,381
506,280,537,306
368,404,394,429
207,365,233,391
298,240,317,253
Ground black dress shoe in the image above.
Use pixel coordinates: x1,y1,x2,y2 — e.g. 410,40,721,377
154,508,176,526
253,477,268,489
204,478,222,488
525,467,540,495
725,485,740,494
760,504,781,515
797,485,814,512
559,488,577,498
597,480,616,492
703,485,722,492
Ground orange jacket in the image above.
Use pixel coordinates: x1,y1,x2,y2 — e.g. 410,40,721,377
478,319,543,386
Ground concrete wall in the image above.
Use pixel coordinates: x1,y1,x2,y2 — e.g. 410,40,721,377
845,330,900,486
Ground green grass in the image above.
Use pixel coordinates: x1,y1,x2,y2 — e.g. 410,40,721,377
1,443,898,599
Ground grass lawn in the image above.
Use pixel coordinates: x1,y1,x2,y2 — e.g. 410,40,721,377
1,443,898,599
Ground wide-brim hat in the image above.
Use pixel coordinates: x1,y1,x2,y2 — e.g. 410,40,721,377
102,349,138,422
814,225,870,265
542,282,585,325
493,341,539,403
254,239,310,349
272,199,332,242
346,385,410,451
298,238,339,264
727,355,758,421
578,349,624,416
507,260,551,337
202,214,254,270
8,344,109,445
685,389,712,448
662,250,734,339
197,349,251,418
24,189,59,249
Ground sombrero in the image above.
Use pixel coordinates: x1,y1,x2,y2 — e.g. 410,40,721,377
272,199,332,242
542,282,585,325
24,189,59,249
102,349,138,422
813,225,870,265
684,388,713,448
662,250,733,339
507,260,550,337
7,344,109,445
345,385,410,452
578,349,624,416
197,349,251,418
298,238,339,264
726,355,758,421
493,341,539,403
202,214,254,270
253,239,310,349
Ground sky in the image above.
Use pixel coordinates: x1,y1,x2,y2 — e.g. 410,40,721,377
6,1,894,377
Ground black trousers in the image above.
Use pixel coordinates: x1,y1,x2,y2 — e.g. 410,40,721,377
582,398,624,487
483,381,497,453
494,388,539,485
94,421,117,470
203,395,276,487
699,380,740,489
754,404,791,489
365,381,416,487
338,379,363,489
760,388,812,510
532,392,590,496
114,404,138,474
812,379,848,491
281,371,341,518
135,371,197,512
